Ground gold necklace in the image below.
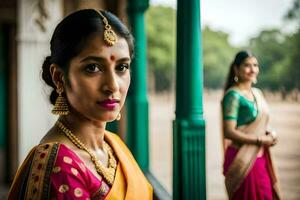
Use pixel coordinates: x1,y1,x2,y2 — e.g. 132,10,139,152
56,121,117,186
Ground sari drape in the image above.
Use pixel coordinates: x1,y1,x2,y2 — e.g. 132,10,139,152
8,131,153,200
223,88,282,200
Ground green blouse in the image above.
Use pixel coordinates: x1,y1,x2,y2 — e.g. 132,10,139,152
222,89,258,127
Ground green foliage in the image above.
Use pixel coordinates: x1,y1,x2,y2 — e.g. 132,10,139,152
284,0,300,90
248,27,300,91
146,6,176,92
145,2,300,91
249,29,288,90
283,29,300,90
146,6,237,91
202,26,237,88
285,0,300,22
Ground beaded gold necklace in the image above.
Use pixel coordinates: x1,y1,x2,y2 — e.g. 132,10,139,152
56,121,117,186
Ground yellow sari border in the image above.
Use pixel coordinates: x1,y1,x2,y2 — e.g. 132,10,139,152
104,131,153,200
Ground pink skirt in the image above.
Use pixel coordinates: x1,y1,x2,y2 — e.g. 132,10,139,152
224,146,273,200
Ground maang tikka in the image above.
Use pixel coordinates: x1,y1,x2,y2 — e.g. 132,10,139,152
97,10,118,46
52,89,69,115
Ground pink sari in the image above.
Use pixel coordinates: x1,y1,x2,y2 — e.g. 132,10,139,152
223,88,282,200
8,132,153,199
9,142,110,199
224,146,273,199
50,144,110,199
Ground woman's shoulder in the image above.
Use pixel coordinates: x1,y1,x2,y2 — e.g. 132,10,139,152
40,125,72,144
105,131,123,143
251,87,263,95
32,142,60,159
226,86,241,94
33,142,91,183
223,87,241,101
32,142,82,167
36,142,83,164
104,131,130,152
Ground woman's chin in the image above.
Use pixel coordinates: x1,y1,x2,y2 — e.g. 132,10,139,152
98,114,118,123
105,118,118,123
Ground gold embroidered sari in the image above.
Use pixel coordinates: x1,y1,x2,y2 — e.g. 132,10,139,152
224,88,282,199
8,131,153,200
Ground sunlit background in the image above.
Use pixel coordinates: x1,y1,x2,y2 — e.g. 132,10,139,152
148,0,300,199
0,0,299,199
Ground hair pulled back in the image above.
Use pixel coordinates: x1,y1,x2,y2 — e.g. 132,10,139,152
224,50,255,92
41,9,134,105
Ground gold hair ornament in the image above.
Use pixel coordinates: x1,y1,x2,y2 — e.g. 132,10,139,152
98,10,118,46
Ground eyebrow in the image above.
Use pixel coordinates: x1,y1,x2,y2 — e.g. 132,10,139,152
80,56,131,63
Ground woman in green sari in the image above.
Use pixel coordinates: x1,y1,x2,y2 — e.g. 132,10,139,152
222,51,282,199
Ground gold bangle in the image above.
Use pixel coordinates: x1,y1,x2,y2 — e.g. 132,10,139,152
256,136,262,145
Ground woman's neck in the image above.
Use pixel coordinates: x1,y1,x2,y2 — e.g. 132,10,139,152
236,81,252,91
58,112,106,151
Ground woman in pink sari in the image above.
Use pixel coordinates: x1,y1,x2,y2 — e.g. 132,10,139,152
8,9,152,199
221,51,282,199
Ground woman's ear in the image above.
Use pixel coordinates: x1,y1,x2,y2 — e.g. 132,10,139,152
50,64,65,90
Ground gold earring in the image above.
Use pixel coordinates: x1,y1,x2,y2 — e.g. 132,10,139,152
116,113,121,121
51,90,69,115
234,76,239,82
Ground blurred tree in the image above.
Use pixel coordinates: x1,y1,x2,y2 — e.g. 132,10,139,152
145,2,300,91
146,6,176,92
284,0,300,90
286,0,300,21
202,26,237,88
249,29,288,90
282,30,300,90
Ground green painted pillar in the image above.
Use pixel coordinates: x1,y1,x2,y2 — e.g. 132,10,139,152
0,25,7,149
173,0,206,199
126,0,149,172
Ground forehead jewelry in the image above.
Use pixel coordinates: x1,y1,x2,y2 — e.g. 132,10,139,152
98,10,118,46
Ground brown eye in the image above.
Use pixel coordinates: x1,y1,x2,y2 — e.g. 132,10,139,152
85,64,101,73
116,63,129,72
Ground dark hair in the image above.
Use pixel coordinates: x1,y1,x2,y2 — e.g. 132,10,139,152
42,9,134,104
224,50,255,92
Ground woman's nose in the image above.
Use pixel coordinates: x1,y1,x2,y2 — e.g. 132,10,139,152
102,72,119,94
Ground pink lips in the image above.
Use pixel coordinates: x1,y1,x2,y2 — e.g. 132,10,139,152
97,99,119,110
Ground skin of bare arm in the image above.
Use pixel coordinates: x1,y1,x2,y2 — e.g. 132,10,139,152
223,120,276,146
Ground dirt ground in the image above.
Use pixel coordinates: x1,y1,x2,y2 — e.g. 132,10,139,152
149,91,300,200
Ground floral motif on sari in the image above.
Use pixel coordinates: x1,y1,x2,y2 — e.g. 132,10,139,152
50,144,110,199
9,132,153,200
